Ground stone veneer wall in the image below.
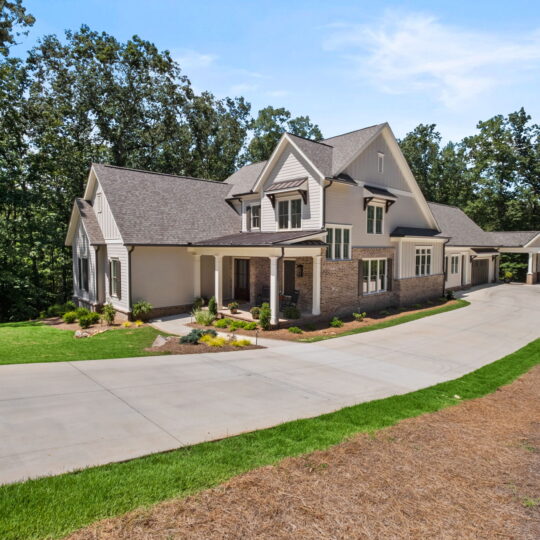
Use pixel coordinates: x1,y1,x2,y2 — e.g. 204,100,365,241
320,247,398,316
395,274,445,306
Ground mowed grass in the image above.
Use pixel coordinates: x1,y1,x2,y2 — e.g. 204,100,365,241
0,321,170,365
301,299,470,342
1,337,538,540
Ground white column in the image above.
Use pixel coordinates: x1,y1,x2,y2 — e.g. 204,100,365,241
193,254,201,298
312,254,321,315
527,251,534,275
269,256,279,325
214,254,223,309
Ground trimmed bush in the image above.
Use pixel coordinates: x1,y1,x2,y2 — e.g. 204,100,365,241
446,290,455,300
229,320,247,330
213,319,229,329
231,339,251,347
259,302,271,330
192,297,205,311
180,328,217,344
87,311,101,325
47,304,65,317
244,322,258,331
78,315,92,329
193,309,215,326
353,312,366,322
199,334,227,347
134,320,144,327
288,326,303,334
132,300,153,321
121,321,132,328
75,307,90,319
208,296,218,316
283,305,300,319
63,301,76,312
329,317,344,328
62,311,77,324
101,303,116,325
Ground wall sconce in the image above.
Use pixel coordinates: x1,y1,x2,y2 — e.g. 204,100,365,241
296,264,304,277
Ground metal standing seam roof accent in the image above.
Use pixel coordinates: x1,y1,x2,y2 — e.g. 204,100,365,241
390,226,443,238
192,229,325,247
265,177,308,192
364,185,397,199
74,198,106,245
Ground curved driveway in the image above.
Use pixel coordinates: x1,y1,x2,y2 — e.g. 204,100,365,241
0,284,538,485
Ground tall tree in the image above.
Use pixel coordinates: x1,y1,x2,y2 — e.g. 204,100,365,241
0,0,34,56
243,106,322,163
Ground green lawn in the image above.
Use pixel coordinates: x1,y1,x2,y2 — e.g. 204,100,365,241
301,299,470,342
1,337,538,540
0,321,170,365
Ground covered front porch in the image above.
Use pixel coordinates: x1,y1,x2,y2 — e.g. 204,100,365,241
188,245,324,325
499,247,540,284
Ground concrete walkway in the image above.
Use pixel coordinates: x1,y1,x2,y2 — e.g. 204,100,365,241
0,284,538,485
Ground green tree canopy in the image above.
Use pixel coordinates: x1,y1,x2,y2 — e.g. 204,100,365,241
0,0,34,56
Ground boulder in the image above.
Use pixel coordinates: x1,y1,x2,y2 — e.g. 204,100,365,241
74,330,90,339
152,335,168,348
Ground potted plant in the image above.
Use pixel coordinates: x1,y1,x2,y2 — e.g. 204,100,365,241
250,306,260,319
228,301,239,314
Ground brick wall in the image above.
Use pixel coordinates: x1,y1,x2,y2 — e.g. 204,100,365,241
293,256,313,312
249,257,270,304
395,274,445,306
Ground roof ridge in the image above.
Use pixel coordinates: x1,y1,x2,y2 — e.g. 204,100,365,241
92,163,223,185
322,123,385,142
285,132,334,148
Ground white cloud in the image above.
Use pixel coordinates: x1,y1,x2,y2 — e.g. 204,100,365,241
229,83,259,95
323,12,540,108
174,49,217,69
266,89,289,98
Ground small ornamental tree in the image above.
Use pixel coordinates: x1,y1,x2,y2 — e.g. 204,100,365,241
208,296,218,316
101,303,116,325
259,302,271,330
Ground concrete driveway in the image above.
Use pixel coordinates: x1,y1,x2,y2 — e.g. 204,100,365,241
0,284,538,485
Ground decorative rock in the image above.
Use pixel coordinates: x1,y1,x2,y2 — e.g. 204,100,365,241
152,335,168,348
74,330,90,339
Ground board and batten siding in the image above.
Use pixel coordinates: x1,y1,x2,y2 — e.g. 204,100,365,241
104,243,130,312
72,221,97,304
260,146,323,231
91,181,122,241
398,240,443,279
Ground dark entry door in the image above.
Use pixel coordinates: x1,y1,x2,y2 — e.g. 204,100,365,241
283,260,296,296
471,259,489,286
234,259,250,301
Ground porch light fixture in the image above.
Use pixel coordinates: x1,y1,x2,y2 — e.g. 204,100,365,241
296,264,304,277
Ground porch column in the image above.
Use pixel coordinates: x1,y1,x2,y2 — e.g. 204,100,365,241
214,254,223,308
193,254,201,298
269,256,279,325
312,254,321,316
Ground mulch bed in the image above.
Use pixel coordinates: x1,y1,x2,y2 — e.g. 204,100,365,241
191,299,458,341
70,365,540,539
145,340,263,355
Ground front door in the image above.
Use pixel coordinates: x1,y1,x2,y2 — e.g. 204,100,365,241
283,260,296,296
234,259,250,301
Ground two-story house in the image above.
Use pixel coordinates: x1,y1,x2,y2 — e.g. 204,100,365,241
65,122,540,323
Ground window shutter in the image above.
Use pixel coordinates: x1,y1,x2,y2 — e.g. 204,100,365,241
246,207,252,231
358,259,363,296
108,260,112,296
117,261,122,300
387,258,393,291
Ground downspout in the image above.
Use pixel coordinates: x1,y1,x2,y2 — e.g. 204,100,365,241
128,246,135,316
94,245,100,309
442,238,449,297
322,179,333,229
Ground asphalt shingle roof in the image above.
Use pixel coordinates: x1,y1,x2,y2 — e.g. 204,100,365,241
92,164,240,245
75,198,105,245
487,231,540,247
286,133,333,177
225,161,267,197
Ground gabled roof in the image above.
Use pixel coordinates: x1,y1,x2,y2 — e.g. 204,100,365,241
487,231,540,248
193,229,325,247
91,164,240,245
286,133,333,178
226,160,267,197
65,198,105,246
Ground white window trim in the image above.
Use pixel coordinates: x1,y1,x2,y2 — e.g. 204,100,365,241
450,255,459,274
326,224,352,261
277,196,302,231
378,152,384,174
362,257,388,295
250,204,261,230
367,202,385,235
415,246,433,277
110,258,121,298
95,192,102,213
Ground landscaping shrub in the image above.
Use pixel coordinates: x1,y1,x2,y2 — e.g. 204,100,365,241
446,290,455,300
353,312,366,322
192,297,205,311
208,296,218,316
329,316,344,328
101,303,116,325
228,301,239,313
63,300,76,312
213,319,229,329
250,306,260,319
229,320,247,330
283,305,300,319
259,302,271,330
78,315,92,329
379,310,391,316
193,309,215,326
75,307,90,319
288,326,302,334
47,304,65,317
132,300,153,321
244,322,257,331
62,311,77,324
412,303,423,309
134,320,144,327
87,311,101,325
305,323,316,331
231,339,251,347
121,321,132,328
199,334,227,347
180,328,217,344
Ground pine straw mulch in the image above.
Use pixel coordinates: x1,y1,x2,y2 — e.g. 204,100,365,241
69,365,540,540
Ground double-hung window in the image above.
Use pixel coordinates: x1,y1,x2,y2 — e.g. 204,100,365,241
450,255,459,274
251,204,260,229
362,259,387,294
277,199,301,230
415,247,432,276
326,226,351,260
78,257,89,292
367,203,384,234
110,259,121,298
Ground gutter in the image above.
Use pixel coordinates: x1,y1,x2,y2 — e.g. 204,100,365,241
94,245,100,306
442,238,450,296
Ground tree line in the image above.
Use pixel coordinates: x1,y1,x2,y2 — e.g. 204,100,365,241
0,3,538,321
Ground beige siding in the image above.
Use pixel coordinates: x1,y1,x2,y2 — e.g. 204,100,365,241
91,181,122,241
72,222,97,303
261,146,323,231
131,247,195,308
104,243,130,312
444,249,471,288
398,240,444,279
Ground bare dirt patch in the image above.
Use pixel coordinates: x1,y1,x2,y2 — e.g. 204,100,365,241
145,340,263,355
70,365,540,540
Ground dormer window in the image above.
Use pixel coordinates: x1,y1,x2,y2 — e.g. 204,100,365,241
251,204,260,229
278,198,301,230
95,193,102,213
378,152,384,173
367,203,384,234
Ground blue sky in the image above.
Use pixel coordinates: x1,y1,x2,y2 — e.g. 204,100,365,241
13,0,540,141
